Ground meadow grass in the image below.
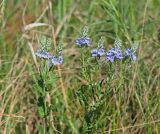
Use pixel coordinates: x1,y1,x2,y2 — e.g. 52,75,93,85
0,0,160,133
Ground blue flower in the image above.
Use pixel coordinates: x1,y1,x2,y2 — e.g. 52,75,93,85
50,55,63,65
106,55,114,62
35,49,52,59
35,49,63,66
106,48,123,62
91,47,105,57
114,48,123,59
124,48,137,61
75,37,91,47
91,49,98,57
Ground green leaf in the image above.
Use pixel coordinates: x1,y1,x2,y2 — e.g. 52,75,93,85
38,106,45,118
47,74,59,85
36,123,45,134
37,97,45,117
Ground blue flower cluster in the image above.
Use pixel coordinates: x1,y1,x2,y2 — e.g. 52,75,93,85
124,48,136,61
35,50,52,59
75,37,91,47
106,48,123,62
91,47,105,57
75,37,137,62
35,49,63,66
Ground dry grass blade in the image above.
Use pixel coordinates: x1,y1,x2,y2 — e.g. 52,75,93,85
23,23,49,32
27,42,39,71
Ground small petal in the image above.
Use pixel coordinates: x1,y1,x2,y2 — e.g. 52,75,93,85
106,56,114,62
131,54,136,61
98,48,105,56
91,49,98,57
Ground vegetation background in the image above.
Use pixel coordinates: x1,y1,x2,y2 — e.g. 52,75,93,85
0,0,160,133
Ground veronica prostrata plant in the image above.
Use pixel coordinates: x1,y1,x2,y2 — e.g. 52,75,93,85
33,36,63,133
75,28,138,132
75,29,111,132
